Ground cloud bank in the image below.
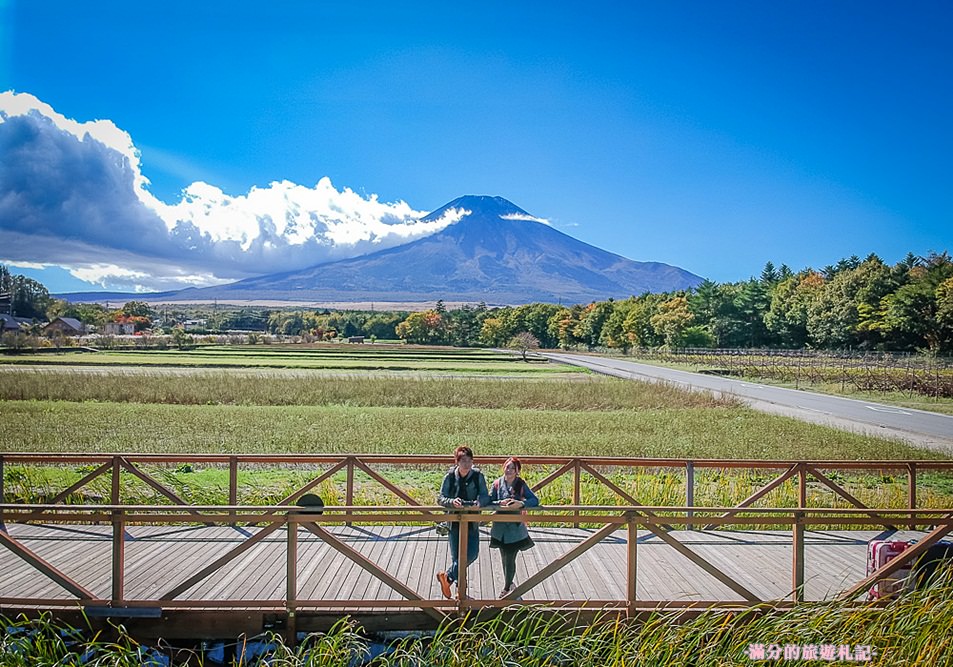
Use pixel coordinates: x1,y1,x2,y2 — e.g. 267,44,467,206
0,91,455,292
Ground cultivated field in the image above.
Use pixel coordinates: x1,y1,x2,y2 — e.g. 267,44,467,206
623,348,953,415
1,344,950,511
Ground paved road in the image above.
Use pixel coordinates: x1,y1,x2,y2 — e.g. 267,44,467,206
542,352,953,455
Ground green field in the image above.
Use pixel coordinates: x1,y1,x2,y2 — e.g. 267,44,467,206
0,344,574,374
2,345,950,511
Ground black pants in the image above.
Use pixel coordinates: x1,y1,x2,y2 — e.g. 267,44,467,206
500,546,519,588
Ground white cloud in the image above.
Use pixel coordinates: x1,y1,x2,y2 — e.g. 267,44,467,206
0,91,454,291
70,263,231,293
4,260,48,270
501,212,550,225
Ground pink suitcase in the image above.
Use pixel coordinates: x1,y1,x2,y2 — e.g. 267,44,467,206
866,540,911,599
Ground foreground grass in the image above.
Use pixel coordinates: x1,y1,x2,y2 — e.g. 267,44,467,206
4,569,953,665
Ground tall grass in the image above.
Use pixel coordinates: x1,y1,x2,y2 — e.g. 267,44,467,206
0,348,568,373
5,567,953,665
0,370,733,409
1,399,935,460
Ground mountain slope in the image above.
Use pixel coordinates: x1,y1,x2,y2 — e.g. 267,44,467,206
182,195,703,304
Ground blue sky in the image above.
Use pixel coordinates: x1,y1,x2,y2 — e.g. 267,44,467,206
1,1,951,294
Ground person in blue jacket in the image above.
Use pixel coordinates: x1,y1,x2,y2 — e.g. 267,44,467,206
488,456,539,598
436,445,490,599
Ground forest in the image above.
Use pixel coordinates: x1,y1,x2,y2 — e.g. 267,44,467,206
4,251,952,355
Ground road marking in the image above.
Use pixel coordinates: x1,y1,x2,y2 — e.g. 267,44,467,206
865,405,911,415
796,405,831,415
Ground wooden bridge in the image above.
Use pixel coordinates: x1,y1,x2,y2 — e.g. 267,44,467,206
1,454,952,640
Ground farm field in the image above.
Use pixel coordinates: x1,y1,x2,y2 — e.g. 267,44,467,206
0,343,574,375
2,344,951,512
615,349,953,415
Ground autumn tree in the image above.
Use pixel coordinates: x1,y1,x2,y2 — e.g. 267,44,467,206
507,331,540,361
479,317,508,347
650,296,694,347
395,310,446,344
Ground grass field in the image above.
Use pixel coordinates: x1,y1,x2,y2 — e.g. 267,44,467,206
2,345,950,511
0,344,574,374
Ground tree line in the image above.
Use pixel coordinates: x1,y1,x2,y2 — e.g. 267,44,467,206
390,252,953,355
4,250,952,354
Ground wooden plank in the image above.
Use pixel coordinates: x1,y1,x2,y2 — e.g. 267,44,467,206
302,522,445,622
4,525,111,598
159,522,284,600
504,523,617,600
0,529,99,600
640,523,761,602
4,523,944,613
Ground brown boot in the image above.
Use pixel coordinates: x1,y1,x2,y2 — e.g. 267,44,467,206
436,571,452,599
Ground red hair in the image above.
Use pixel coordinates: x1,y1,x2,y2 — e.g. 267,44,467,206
454,445,474,462
503,456,522,474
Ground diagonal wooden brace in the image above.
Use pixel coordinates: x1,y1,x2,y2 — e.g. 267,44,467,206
704,464,798,530
159,521,284,600
805,465,896,530
302,521,446,622
0,529,99,600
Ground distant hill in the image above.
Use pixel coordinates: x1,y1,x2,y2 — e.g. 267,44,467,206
161,195,703,305
60,195,703,305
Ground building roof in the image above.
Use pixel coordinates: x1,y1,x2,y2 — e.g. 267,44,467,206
0,313,32,329
46,317,84,331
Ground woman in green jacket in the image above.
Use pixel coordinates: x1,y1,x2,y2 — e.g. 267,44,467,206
488,456,539,598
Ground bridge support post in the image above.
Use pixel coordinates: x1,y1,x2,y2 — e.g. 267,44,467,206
228,456,238,526
686,462,695,531
286,514,298,647
908,463,917,524
0,455,5,531
626,514,637,616
111,509,125,605
792,511,804,603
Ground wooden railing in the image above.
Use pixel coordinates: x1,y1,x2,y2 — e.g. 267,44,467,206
2,454,951,523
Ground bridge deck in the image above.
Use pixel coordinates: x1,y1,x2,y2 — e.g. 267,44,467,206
1,523,922,608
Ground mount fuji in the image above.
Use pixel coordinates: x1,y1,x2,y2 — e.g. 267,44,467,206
163,195,703,305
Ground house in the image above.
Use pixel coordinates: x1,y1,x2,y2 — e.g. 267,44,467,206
0,314,32,333
43,317,86,336
104,321,136,335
